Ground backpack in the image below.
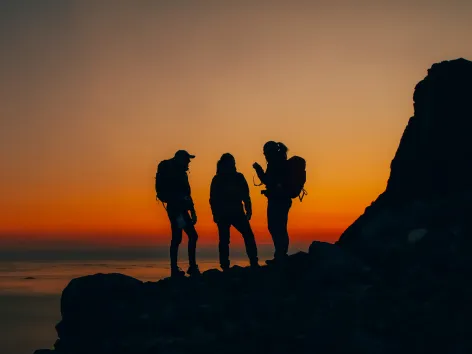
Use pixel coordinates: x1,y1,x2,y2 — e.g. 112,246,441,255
285,156,307,201
155,159,171,203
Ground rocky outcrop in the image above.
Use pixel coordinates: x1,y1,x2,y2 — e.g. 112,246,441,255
34,58,472,354
38,245,374,354
337,58,472,264
35,237,472,354
389,58,472,199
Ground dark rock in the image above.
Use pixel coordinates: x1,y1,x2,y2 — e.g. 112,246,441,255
309,241,370,280
60,273,143,319
338,58,472,260
56,273,145,351
388,58,472,200
202,268,222,278
332,59,472,354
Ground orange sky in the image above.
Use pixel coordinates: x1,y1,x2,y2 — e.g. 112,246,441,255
1,1,472,250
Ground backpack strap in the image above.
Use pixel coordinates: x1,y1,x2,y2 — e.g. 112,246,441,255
253,175,264,187
299,188,308,202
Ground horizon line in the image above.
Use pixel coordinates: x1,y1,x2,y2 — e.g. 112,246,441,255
0,242,329,262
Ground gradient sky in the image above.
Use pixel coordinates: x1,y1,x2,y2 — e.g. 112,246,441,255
1,0,472,251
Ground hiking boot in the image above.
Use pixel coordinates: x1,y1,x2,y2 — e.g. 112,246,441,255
265,256,287,266
221,265,230,272
187,265,201,276
171,267,185,278
250,260,260,269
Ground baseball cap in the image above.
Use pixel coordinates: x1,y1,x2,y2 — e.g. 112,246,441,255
174,150,196,159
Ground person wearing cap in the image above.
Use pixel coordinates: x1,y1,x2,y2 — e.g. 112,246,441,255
155,149,200,277
252,141,292,265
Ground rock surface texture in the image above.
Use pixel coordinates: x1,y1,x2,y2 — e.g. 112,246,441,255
337,58,472,263
35,58,472,354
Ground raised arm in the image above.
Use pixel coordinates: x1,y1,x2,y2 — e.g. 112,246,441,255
252,162,267,185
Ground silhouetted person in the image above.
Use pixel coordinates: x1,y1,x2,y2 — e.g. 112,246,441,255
253,141,292,265
210,153,259,270
155,150,200,277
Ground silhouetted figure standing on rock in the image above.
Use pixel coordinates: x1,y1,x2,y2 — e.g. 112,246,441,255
210,153,259,270
155,150,201,277
253,141,307,265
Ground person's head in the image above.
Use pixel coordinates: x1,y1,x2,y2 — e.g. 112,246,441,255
263,141,279,163
173,150,195,171
263,141,288,163
217,153,236,174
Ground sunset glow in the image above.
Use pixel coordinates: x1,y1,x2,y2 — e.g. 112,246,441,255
2,1,472,251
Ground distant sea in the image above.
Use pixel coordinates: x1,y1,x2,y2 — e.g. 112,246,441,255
0,244,290,354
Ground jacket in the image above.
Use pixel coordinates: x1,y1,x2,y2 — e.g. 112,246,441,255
209,171,251,220
255,159,290,199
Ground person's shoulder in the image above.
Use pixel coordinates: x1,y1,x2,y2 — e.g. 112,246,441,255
236,172,248,181
211,174,223,185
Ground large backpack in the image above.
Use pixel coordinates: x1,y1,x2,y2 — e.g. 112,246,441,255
155,159,172,203
285,156,307,201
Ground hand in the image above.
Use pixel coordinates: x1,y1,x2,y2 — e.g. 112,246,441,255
190,210,197,225
246,209,252,221
252,162,262,171
183,196,193,208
